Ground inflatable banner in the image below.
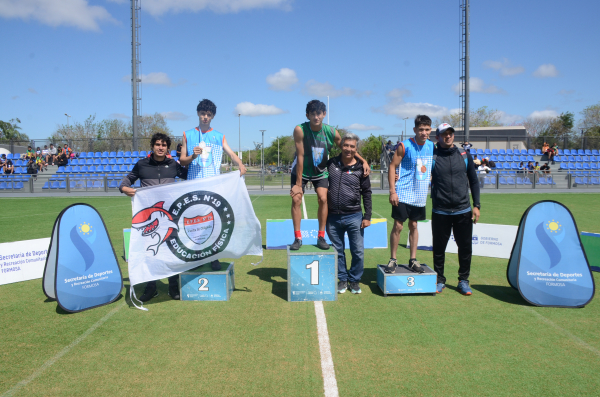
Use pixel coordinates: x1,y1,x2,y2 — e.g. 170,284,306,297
507,201,595,307
266,219,388,250
43,204,123,312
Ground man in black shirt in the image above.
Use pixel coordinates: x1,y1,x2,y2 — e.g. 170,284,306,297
431,124,481,296
325,133,372,295
120,133,186,302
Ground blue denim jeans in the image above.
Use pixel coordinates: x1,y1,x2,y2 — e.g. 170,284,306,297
326,212,364,283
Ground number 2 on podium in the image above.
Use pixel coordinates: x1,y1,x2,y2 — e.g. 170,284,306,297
198,278,209,291
306,261,319,285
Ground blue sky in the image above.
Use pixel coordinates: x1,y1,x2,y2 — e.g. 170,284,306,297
1,0,599,150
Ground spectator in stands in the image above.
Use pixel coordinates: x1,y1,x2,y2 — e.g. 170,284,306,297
0,154,6,172
540,162,551,174
36,152,46,172
461,141,472,152
385,140,394,161
473,154,481,166
488,157,496,168
551,143,559,164
176,143,183,158
26,157,38,177
4,159,14,175
63,144,72,158
119,132,187,303
26,146,34,159
42,145,49,162
55,148,68,167
518,161,525,173
48,144,57,165
526,161,535,176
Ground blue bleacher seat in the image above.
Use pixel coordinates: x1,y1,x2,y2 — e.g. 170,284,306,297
139,150,147,158
568,156,575,162
117,158,125,165
119,165,127,172
80,166,89,172
117,151,124,158
93,159,100,165
591,177,600,185
133,180,141,187
498,155,505,162
101,159,108,165
585,149,591,155
89,165,97,173
495,163,503,170
576,163,583,170
575,156,582,162
516,177,524,185
127,164,134,172
50,181,59,189
591,164,598,170
538,177,547,185
110,165,119,173
499,149,506,155
14,182,23,190
527,149,534,155
547,176,556,185
124,158,132,165
132,151,139,157
173,157,179,162
65,166,73,173
507,177,516,185
568,164,576,171
72,166,81,172
577,149,584,155
582,155,589,162
559,163,568,170
93,181,104,188
554,156,562,162
590,156,597,162
476,149,483,155
86,180,94,189
124,151,132,157
535,149,542,155
109,158,117,165
109,151,117,158
59,181,67,189
132,158,139,164
492,149,499,155
0,182,6,190
520,156,527,162
108,180,119,188
563,149,571,155
490,155,498,162
583,164,591,170
85,159,93,165
527,156,534,162
92,152,100,158
592,150,599,155
79,153,87,159
56,166,65,174
86,152,93,157
6,154,13,160
524,177,532,185
484,149,491,155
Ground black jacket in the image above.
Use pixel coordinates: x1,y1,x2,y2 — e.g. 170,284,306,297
431,145,480,213
119,156,185,192
326,156,372,220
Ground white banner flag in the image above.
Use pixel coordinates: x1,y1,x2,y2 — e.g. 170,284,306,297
128,171,262,289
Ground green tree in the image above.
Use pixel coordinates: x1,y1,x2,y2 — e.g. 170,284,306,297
358,134,383,165
0,118,30,141
436,106,503,128
579,103,600,135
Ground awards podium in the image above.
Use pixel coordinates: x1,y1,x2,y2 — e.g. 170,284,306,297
377,264,437,296
180,262,235,301
287,245,337,302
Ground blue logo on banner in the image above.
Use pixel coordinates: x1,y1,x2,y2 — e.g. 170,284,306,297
507,201,595,307
43,204,123,313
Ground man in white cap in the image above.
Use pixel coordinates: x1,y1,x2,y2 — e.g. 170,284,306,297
431,123,481,295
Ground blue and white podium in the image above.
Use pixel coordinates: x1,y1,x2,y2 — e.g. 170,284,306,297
377,264,437,296
180,262,234,301
287,245,337,302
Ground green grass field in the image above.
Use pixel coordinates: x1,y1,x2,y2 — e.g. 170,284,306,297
1,193,600,396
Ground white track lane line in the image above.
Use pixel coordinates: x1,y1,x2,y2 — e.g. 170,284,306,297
303,196,339,397
1,301,126,397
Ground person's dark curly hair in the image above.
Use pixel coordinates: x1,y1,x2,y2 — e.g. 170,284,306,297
306,100,327,115
197,99,217,116
150,132,171,149
414,114,432,127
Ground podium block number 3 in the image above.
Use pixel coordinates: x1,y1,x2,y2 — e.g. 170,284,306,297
407,277,415,287
198,278,209,291
306,261,319,285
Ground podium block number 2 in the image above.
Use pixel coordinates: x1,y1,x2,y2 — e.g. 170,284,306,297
198,278,209,291
306,261,319,285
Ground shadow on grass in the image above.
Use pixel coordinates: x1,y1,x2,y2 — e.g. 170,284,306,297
471,284,532,306
54,293,124,314
361,267,385,296
247,267,287,301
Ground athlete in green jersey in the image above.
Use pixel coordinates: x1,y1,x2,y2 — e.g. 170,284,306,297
290,100,370,250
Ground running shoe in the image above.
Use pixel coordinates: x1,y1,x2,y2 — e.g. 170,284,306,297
338,280,348,294
316,237,330,250
457,280,472,295
211,260,222,271
290,238,302,250
384,258,397,273
139,289,158,302
408,258,425,274
168,285,180,300
349,282,361,294
436,283,445,294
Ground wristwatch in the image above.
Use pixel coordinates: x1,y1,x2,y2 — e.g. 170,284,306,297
474,204,481,209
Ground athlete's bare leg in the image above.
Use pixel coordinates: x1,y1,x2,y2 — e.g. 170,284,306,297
408,219,418,259
316,187,328,231
390,219,404,259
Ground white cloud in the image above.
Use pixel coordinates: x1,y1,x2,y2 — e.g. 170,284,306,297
160,111,189,121
558,89,575,96
496,111,523,125
121,72,183,86
529,110,558,119
303,80,357,98
483,58,525,76
375,89,449,119
135,0,292,17
345,123,383,131
266,68,298,91
234,102,287,117
110,113,129,119
0,0,117,31
533,64,559,78
28,87,37,94
452,77,506,95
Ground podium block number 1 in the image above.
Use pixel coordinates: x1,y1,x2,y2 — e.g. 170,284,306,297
306,261,319,285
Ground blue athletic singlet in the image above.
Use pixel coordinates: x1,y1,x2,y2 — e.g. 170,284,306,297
395,138,434,207
185,127,224,179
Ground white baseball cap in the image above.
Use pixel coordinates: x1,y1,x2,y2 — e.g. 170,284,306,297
436,123,455,136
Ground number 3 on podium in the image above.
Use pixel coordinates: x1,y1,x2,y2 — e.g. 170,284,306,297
407,277,415,287
306,260,319,285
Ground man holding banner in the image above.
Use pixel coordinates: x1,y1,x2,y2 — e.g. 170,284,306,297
120,133,187,302
430,123,480,295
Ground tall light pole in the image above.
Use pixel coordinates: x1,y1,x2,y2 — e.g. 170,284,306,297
238,114,241,159
65,113,71,129
403,116,409,140
270,136,280,167
260,130,266,174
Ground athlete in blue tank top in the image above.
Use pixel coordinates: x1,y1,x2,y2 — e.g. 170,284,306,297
386,115,434,274
179,99,247,270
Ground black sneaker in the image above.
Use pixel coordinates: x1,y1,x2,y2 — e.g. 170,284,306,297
290,238,302,250
408,258,425,274
384,258,397,273
349,282,361,294
168,285,180,300
211,260,222,271
316,237,329,250
338,280,348,294
139,289,158,302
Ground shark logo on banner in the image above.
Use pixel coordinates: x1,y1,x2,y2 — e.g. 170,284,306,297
128,171,262,310
43,204,123,313
507,200,595,307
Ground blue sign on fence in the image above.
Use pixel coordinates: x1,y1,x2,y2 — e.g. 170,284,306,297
267,219,387,250
43,204,123,312
507,201,595,307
